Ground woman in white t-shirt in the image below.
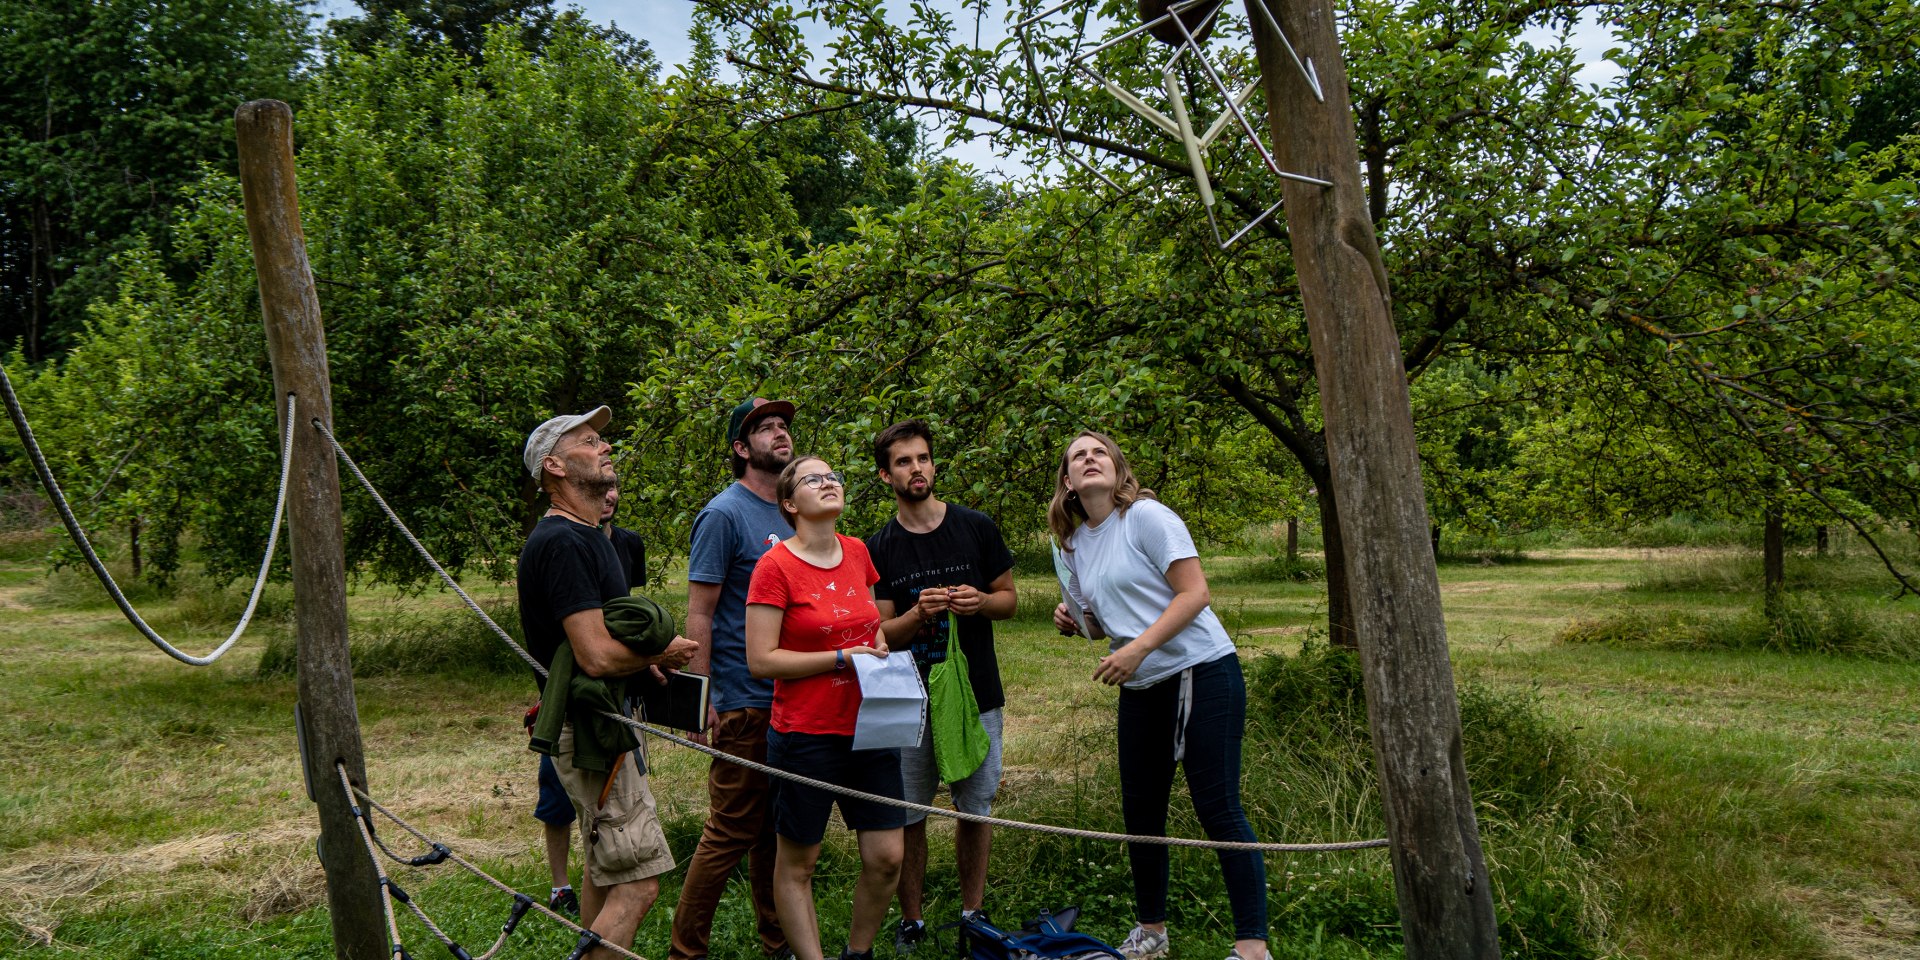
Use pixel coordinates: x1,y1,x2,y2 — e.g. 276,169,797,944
1049,431,1268,960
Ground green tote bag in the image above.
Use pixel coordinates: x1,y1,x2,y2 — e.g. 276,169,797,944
926,615,991,784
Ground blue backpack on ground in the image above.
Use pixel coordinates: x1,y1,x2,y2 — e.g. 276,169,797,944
954,907,1123,960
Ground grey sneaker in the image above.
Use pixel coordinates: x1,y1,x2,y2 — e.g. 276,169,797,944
1118,925,1169,960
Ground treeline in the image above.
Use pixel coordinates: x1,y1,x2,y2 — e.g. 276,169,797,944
3,0,1918,622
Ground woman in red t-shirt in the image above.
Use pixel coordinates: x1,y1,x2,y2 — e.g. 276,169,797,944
747,455,905,960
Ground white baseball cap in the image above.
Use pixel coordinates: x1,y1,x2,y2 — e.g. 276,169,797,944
523,406,612,479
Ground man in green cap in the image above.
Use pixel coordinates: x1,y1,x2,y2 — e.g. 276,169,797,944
671,397,798,960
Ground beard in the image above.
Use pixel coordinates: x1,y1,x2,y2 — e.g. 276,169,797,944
747,443,792,475
891,479,933,502
568,471,616,507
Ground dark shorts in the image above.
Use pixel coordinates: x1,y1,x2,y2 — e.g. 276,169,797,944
535,754,576,827
765,729,906,845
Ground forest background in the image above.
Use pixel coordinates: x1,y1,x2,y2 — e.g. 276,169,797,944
3,0,1920,956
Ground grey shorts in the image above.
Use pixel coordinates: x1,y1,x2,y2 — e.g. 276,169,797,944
900,707,1003,825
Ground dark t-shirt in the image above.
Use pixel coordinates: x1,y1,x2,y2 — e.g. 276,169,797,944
609,526,646,589
866,504,1015,713
518,516,629,690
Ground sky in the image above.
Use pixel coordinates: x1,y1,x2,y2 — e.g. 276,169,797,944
312,0,1625,178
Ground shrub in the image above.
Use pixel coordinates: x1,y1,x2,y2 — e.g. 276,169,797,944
1558,595,1920,662
1243,643,1623,958
257,599,528,677
1217,553,1327,584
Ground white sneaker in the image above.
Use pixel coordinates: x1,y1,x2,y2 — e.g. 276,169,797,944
1118,925,1169,960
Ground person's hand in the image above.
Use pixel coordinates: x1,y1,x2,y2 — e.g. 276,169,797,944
653,635,697,672
947,584,984,616
688,705,720,747
1053,602,1081,636
1093,640,1149,686
915,587,951,618
871,633,889,655
847,644,888,659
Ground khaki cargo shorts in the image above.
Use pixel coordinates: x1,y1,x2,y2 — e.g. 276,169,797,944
552,723,676,886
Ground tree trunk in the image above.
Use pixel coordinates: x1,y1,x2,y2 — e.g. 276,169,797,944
1764,504,1785,618
1286,515,1299,562
130,516,141,578
30,199,51,362
1430,524,1442,562
1316,483,1356,649
1246,0,1500,955
1815,524,1829,557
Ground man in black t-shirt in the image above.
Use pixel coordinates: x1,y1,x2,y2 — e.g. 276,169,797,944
518,407,695,960
867,420,1017,953
530,480,651,916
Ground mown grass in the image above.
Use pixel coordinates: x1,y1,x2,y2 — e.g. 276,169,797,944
4,532,1919,959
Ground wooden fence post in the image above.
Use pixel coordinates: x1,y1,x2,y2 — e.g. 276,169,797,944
1241,2,1501,956
234,98,386,960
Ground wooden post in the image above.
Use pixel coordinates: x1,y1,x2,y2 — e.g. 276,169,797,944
1242,2,1500,956
235,99,386,960
1285,516,1299,562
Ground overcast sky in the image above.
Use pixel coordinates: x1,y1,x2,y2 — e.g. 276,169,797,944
312,0,1624,177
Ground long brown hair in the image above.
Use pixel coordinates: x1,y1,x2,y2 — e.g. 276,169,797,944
1047,431,1154,550
774,455,828,530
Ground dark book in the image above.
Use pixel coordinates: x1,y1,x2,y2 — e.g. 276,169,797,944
635,671,710,733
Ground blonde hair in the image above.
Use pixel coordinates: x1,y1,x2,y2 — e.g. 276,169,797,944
774,455,828,530
1047,431,1155,550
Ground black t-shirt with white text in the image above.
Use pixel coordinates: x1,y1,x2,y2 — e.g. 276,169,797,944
866,504,1015,713
518,516,628,690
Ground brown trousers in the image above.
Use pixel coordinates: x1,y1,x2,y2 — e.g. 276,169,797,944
669,707,784,959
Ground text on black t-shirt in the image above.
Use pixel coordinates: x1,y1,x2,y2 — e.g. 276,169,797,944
865,504,1015,713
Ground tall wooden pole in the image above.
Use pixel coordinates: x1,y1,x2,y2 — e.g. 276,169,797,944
235,99,386,960
1240,2,1501,956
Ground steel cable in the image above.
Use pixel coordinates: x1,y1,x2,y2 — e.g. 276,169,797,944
0,362,296,665
348,778,648,960
336,764,409,960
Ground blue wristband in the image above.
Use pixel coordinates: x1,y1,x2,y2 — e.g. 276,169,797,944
835,648,846,670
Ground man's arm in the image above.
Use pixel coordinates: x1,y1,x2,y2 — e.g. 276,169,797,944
686,580,722,676
877,588,949,645
946,570,1016,621
563,608,696,678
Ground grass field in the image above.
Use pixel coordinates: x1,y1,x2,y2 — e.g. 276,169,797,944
2,524,1917,959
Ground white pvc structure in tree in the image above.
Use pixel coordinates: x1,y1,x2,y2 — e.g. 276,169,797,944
1014,0,1330,247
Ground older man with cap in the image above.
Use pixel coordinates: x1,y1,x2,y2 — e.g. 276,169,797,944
518,406,697,959
670,397,797,960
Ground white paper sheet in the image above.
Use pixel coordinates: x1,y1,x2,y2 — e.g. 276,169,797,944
851,652,927,750
1052,541,1090,637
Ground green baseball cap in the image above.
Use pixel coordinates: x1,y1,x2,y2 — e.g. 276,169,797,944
726,397,796,449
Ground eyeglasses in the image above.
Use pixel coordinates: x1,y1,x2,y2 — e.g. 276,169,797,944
798,471,845,490
559,435,608,454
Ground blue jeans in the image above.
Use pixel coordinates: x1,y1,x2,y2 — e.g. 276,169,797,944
1117,652,1267,942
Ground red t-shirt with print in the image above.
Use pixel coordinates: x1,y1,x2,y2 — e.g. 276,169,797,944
746,534,884,735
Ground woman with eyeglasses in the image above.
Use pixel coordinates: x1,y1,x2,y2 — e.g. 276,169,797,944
1048,431,1269,960
746,455,902,960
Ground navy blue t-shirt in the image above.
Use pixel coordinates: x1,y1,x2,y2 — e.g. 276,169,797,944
687,482,786,711
866,504,1015,713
